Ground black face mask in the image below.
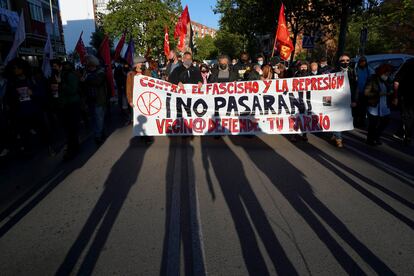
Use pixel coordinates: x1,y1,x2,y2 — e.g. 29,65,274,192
169,58,174,63
340,62,349,69
219,64,228,70
140,65,146,72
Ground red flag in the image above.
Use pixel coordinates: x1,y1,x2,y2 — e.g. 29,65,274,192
75,31,87,64
273,4,294,60
99,35,115,97
124,38,134,67
114,32,126,61
174,6,190,52
164,26,170,57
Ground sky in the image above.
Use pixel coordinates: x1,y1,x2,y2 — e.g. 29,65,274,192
181,0,220,29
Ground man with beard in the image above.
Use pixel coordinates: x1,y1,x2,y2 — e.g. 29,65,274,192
209,55,238,83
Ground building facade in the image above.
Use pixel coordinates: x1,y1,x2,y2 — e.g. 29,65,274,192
0,0,65,65
93,0,110,16
60,0,95,55
191,21,217,39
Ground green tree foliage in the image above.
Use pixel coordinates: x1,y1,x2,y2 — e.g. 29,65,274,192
214,0,377,60
102,0,181,58
214,30,245,59
214,0,276,55
90,27,114,52
194,35,218,61
346,0,414,56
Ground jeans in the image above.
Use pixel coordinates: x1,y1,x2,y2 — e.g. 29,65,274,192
90,105,105,138
333,132,342,140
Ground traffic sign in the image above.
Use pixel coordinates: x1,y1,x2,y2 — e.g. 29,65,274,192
302,36,315,49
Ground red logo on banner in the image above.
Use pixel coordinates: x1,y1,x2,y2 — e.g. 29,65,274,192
137,92,162,116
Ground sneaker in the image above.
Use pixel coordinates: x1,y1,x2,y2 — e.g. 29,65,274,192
336,138,343,148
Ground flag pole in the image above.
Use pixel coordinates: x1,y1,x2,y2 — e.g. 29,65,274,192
272,3,282,57
272,1,287,58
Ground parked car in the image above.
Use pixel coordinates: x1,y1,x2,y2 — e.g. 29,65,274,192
352,54,414,77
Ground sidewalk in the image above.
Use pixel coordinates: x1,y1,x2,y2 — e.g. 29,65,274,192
0,106,125,214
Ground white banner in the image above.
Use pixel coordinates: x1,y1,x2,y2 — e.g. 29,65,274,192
132,73,353,136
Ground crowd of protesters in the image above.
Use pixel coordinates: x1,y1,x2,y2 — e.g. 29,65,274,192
160,50,413,148
0,55,113,160
0,49,412,162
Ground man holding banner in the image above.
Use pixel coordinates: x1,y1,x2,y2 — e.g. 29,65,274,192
131,70,354,137
168,51,202,87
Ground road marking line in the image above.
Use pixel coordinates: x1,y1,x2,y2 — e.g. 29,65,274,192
0,170,65,226
186,141,207,276
166,140,181,276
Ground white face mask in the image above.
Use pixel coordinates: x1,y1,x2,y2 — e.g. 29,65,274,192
380,75,389,81
258,60,264,66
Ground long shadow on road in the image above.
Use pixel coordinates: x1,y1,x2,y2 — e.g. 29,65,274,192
55,137,151,275
290,138,414,229
0,111,125,239
160,137,206,276
201,136,298,276
229,136,395,275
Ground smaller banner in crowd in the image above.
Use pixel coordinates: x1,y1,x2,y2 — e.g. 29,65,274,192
132,73,353,136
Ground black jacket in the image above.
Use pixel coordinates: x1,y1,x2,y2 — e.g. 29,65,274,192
247,70,261,80
169,65,202,85
395,58,414,106
208,68,238,83
364,75,393,107
232,62,252,81
165,61,182,79
294,70,311,78
319,65,333,74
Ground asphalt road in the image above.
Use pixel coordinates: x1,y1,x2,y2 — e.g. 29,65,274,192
0,123,413,275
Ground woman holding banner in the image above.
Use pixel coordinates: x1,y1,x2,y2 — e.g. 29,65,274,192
126,56,152,144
